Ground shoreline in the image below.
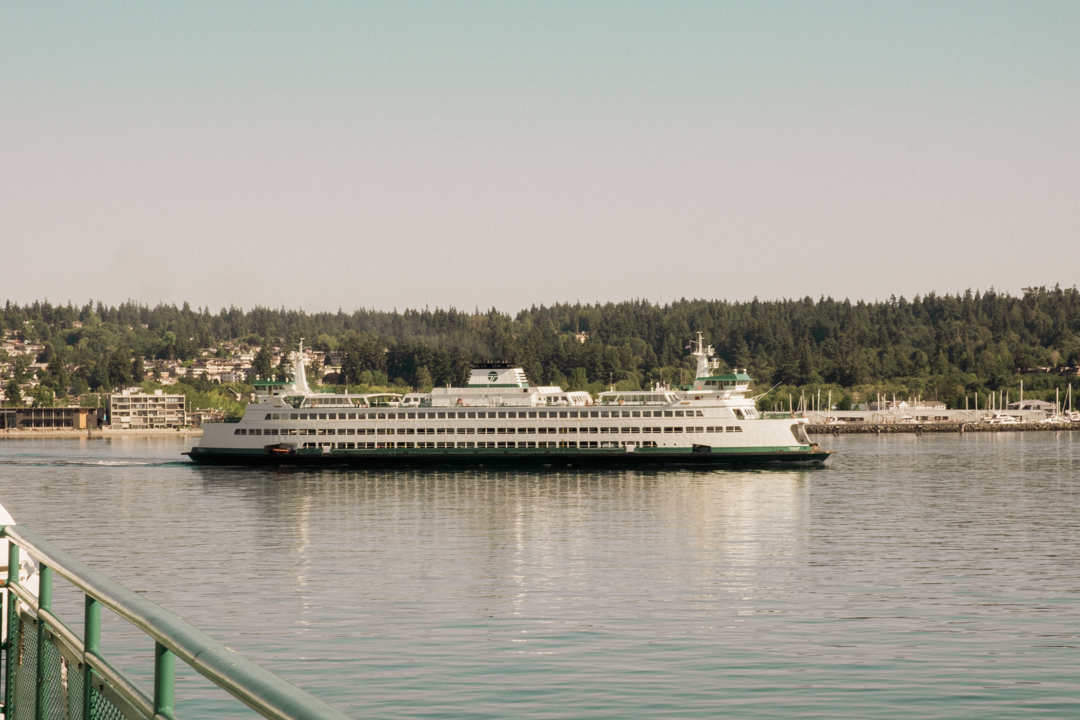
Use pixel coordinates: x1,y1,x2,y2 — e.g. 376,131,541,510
3,425,1075,440
808,422,1079,434
0,428,204,439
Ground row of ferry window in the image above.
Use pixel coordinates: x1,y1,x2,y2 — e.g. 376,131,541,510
236,426,744,436
263,409,712,421
301,441,660,450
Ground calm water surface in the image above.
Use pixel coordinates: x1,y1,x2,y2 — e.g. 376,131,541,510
0,433,1078,718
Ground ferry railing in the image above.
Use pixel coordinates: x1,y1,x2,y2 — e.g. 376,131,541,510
0,524,350,720
761,411,806,420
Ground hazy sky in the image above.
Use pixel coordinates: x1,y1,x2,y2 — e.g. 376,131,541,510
2,2,1078,313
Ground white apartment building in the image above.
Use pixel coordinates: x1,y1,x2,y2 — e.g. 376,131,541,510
107,389,187,429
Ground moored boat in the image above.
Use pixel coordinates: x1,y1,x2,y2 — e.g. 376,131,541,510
185,335,832,467
981,412,1022,425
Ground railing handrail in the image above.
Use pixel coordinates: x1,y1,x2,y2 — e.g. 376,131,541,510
2,524,351,720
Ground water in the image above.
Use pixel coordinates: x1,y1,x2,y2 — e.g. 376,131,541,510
1,433,1078,718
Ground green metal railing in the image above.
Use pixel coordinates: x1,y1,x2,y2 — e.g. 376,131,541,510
1,525,351,720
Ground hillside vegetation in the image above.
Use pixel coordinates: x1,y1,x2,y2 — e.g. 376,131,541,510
3,286,1080,411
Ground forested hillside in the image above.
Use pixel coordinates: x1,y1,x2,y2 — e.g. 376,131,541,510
3,286,1080,410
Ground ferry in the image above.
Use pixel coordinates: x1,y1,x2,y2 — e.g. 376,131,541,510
185,335,832,467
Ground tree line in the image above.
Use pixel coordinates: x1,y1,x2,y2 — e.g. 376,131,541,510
3,286,1080,410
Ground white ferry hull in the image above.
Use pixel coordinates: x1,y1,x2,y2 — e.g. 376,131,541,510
187,404,831,467
187,339,834,468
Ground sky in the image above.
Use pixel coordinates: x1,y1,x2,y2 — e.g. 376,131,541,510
2,1,1078,314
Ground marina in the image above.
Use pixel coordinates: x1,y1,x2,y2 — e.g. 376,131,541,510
809,421,1080,434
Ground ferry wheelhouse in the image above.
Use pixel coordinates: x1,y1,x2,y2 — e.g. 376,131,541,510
186,336,832,467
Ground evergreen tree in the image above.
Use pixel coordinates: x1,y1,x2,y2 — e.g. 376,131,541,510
108,349,132,389
253,346,273,380
340,335,364,384
3,286,1080,408
4,379,22,407
274,356,290,382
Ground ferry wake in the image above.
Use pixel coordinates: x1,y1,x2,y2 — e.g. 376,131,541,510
185,335,832,467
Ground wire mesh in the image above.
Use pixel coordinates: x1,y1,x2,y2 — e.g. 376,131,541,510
65,659,85,720
12,615,38,719
4,609,146,720
40,630,66,720
89,687,130,720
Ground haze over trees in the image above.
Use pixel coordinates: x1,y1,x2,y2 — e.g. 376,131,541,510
2,286,1079,410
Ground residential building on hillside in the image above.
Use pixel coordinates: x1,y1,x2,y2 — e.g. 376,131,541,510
187,359,253,383
107,389,187,429
188,409,225,427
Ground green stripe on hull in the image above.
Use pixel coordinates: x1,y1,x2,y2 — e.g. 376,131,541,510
635,445,811,454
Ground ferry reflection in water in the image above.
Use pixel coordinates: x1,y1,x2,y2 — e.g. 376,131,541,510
192,465,816,640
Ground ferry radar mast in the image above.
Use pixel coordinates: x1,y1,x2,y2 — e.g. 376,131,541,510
690,332,723,379
292,338,310,395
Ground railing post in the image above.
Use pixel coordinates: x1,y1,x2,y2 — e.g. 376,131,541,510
4,537,17,720
0,556,3,720
154,641,175,720
83,594,100,720
36,564,52,720
6,535,17,590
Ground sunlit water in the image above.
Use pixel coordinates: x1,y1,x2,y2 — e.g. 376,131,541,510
0,433,1078,718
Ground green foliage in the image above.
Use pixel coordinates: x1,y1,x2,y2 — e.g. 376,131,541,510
568,368,588,391
415,366,433,392
252,345,273,380
311,334,337,352
11,355,31,382
29,387,55,407
339,333,366,384
5,379,23,407
342,381,413,396
4,287,1080,409
169,378,248,420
